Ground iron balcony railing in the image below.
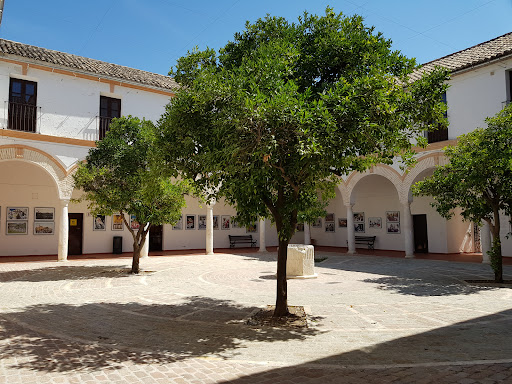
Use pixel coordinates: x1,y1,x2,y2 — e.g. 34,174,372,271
98,116,114,140
5,101,41,133
427,126,449,144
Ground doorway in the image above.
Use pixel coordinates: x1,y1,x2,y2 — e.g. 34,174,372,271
68,213,83,255
149,224,163,252
413,214,428,253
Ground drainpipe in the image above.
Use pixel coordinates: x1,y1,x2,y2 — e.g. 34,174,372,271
0,1,4,28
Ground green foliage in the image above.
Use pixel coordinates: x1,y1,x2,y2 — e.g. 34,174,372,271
73,117,190,272
160,8,448,243
414,104,512,282
159,8,448,314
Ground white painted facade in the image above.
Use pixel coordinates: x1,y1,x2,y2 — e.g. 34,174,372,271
0,38,511,259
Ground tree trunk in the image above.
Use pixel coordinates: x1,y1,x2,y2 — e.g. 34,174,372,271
131,244,141,274
130,228,148,274
490,228,503,283
274,238,290,317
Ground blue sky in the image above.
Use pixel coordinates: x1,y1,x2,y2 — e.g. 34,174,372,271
1,0,511,76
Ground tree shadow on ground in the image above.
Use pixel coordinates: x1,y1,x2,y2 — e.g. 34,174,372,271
361,275,499,296
216,309,512,383
0,265,141,283
313,254,512,297
0,296,320,373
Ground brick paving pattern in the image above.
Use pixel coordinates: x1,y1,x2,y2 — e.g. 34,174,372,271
0,251,511,383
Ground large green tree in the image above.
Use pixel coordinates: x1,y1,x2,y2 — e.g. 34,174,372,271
74,116,189,274
414,104,512,283
158,8,448,316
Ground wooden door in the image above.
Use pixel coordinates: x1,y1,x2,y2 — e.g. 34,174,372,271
149,224,163,252
413,214,428,253
68,213,83,255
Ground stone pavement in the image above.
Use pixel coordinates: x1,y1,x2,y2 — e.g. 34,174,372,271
0,251,511,383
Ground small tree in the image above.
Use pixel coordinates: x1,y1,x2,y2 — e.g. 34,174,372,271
158,8,448,316
74,116,189,274
414,104,512,283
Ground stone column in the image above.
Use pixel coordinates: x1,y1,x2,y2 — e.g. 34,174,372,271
402,202,415,258
141,225,149,258
206,204,214,255
346,203,356,254
304,223,311,245
481,221,491,264
58,199,69,262
258,218,266,252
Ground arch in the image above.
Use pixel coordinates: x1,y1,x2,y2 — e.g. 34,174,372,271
0,144,75,200
344,165,403,205
401,151,449,203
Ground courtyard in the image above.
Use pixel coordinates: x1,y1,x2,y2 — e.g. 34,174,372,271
0,250,511,383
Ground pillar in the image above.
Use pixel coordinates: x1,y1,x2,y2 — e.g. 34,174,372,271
141,225,149,258
304,223,311,245
481,221,491,264
346,203,356,254
58,199,69,262
258,218,266,252
206,204,214,255
402,202,415,258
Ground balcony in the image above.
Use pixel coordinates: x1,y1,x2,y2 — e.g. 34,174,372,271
427,126,449,144
503,100,511,109
6,101,41,133
98,116,114,140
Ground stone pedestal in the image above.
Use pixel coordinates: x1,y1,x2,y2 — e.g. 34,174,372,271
286,244,317,279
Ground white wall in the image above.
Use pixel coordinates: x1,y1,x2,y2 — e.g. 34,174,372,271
447,58,512,139
0,161,60,256
0,64,171,141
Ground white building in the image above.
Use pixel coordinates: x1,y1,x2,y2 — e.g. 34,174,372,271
0,33,511,260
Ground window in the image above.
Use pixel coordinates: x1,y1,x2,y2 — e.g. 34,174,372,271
427,91,448,144
8,78,37,132
99,96,121,139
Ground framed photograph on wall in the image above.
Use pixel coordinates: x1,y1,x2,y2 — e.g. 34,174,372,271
213,215,219,230
231,217,240,228
129,214,140,230
186,215,195,230
112,213,124,231
353,212,365,223
221,215,230,230
325,213,335,223
386,211,400,223
246,222,258,233
173,215,183,230
6,221,28,235
325,222,335,232
312,218,322,228
386,222,401,234
368,217,382,229
34,221,54,235
198,215,207,230
354,223,365,233
7,207,28,221
93,215,106,231
338,218,347,228
34,207,54,221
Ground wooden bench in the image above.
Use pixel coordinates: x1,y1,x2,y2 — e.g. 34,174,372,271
347,236,376,250
229,235,257,248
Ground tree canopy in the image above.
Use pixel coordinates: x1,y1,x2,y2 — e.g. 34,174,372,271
158,8,449,315
414,104,512,282
74,116,189,273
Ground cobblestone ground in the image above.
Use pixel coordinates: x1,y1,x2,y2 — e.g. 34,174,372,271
0,251,511,383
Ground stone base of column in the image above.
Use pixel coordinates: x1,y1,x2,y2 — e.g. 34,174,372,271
405,253,415,259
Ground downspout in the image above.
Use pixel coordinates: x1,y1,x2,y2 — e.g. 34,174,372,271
0,0,4,28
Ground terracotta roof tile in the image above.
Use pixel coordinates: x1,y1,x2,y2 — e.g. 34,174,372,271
411,32,512,81
0,38,178,91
